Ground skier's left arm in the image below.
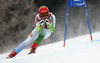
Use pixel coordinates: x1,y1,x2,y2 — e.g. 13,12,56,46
46,14,56,33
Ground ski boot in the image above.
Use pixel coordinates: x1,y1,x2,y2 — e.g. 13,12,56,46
28,43,39,54
7,50,17,59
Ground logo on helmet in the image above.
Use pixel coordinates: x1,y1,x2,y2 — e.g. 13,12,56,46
41,10,48,13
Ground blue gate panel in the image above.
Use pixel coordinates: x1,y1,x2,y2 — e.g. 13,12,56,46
68,0,86,7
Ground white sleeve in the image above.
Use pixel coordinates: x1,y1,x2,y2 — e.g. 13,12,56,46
51,13,56,28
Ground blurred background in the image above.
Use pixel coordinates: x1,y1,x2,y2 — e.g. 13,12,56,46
0,0,100,54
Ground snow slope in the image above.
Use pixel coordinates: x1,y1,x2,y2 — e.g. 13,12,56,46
0,32,100,63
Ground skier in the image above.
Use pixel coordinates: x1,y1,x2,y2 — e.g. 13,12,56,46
7,6,56,58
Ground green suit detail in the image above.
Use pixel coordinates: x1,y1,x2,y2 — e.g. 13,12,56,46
48,23,55,33
35,23,55,45
34,27,46,45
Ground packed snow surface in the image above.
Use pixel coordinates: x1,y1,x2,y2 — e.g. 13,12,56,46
0,32,100,63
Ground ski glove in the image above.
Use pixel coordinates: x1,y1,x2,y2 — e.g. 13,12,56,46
45,19,50,26
39,20,45,27
45,19,55,33
36,20,45,32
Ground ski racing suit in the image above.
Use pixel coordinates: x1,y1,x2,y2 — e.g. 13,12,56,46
14,12,56,54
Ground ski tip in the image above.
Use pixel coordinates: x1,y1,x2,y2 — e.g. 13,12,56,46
6,56,14,59
7,57,10,59
27,52,35,55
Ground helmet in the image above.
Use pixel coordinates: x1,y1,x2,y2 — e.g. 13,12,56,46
39,6,49,14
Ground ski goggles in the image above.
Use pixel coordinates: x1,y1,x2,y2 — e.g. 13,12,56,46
40,13,48,17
